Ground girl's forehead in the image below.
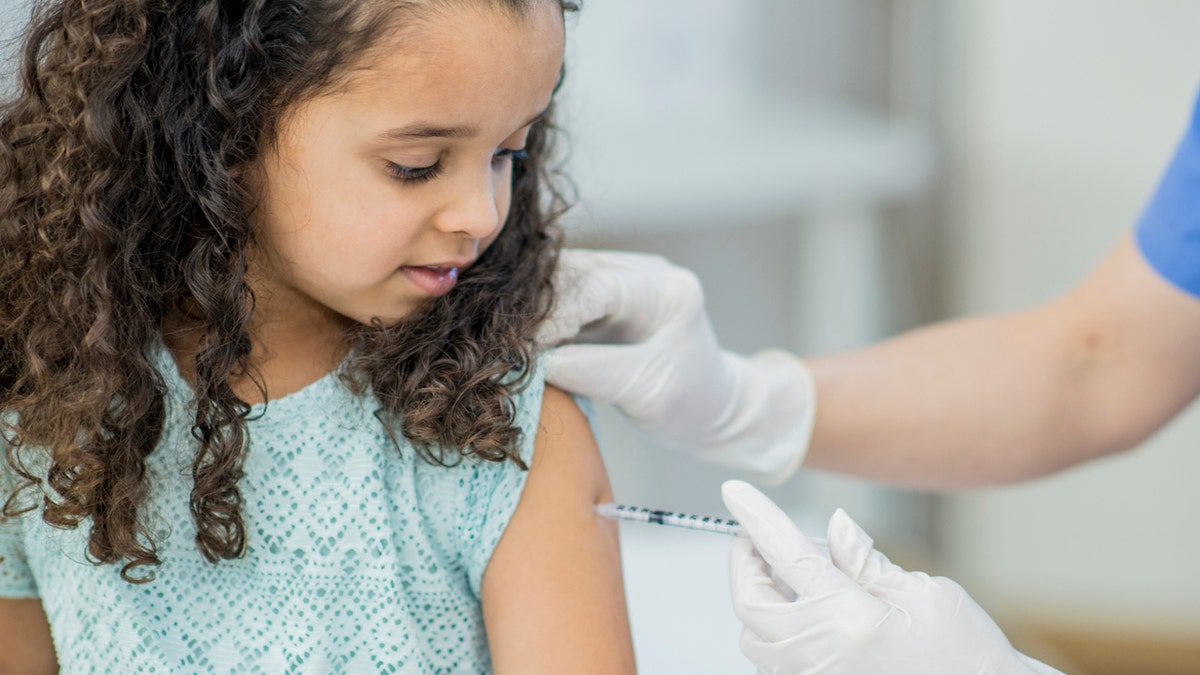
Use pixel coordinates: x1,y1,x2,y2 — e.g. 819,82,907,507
350,1,565,93
322,2,564,131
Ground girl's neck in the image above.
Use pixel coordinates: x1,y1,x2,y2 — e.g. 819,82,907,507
161,304,352,406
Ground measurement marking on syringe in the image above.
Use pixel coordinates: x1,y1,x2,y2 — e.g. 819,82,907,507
595,503,744,535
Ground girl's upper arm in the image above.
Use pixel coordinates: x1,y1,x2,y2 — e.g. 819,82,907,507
1,443,57,674
481,385,635,675
0,598,57,675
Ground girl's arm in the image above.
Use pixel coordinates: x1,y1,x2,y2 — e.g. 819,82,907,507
0,598,58,674
481,385,636,675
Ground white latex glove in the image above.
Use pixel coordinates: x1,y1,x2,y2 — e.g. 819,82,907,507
721,480,1065,675
540,249,815,482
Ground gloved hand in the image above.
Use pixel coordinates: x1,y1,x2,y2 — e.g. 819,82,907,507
721,480,1065,675
540,248,815,482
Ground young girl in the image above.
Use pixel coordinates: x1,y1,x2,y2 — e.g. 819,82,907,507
0,0,635,672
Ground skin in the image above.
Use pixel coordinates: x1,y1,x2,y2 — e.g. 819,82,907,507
166,0,561,404
4,1,634,672
484,385,635,674
803,234,1200,487
0,598,56,675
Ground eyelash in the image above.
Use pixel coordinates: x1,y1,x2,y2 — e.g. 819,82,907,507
385,148,528,184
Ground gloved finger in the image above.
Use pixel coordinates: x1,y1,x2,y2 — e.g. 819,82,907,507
827,508,915,593
722,480,869,603
534,307,592,348
565,249,703,344
534,313,588,348
729,536,806,643
740,627,818,675
737,627,772,675
730,535,790,607
542,344,645,402
548,248,685,340
536,250,624,346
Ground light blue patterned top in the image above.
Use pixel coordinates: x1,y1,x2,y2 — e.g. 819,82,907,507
0,337,547,674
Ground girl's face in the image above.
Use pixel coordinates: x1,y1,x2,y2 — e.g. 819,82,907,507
248,2,565,338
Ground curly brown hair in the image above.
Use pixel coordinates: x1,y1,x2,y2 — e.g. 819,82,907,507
0,0,578,582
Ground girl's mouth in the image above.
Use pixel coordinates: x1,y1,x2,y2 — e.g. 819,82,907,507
400,265,460,296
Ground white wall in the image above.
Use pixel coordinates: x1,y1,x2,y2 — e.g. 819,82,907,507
936,0,1200,626
558,4,929,671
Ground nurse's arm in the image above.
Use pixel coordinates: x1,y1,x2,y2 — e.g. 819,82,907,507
804,234,1200,488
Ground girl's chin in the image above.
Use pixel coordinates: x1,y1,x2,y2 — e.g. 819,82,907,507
349,303,429,330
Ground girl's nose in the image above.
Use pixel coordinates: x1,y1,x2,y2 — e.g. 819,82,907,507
432,169,503,240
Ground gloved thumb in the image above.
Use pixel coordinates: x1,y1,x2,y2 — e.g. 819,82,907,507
545,248,688,345
543,344,642,403
826,508,908,588
722,480,865,602
536,249,610,346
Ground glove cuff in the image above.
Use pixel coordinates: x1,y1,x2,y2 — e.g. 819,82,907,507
701,349,815,483
749,349,816,484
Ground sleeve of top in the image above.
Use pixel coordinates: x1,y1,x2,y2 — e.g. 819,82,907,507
461,357,548,600
0,425,39,599
1135,84,1200,297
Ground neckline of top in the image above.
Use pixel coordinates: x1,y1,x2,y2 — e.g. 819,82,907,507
148,333,355,426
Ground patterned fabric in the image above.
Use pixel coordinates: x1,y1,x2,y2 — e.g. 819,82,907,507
0,337,546,674
1136,84,1200,296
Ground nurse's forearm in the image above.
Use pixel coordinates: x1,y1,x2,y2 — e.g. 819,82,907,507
802,237,1200,488
802,307,1094,487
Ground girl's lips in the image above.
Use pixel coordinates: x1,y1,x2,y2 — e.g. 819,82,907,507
401,265,460,296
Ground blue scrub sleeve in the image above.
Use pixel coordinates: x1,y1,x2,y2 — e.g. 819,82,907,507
1135,85,1200,296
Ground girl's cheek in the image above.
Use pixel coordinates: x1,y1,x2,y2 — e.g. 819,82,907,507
481,222,505,250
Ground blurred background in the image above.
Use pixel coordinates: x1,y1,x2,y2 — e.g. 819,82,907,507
553,1,1200,673
4,1,1199,673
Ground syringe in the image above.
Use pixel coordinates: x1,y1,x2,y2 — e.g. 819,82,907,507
595,502,831,550
595,503,744,535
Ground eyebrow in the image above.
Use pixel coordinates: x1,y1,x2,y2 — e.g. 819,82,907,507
377,107,549,141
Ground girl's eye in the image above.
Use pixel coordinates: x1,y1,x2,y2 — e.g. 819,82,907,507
492,148,528,167
385,149,526,183
385,160,443,184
